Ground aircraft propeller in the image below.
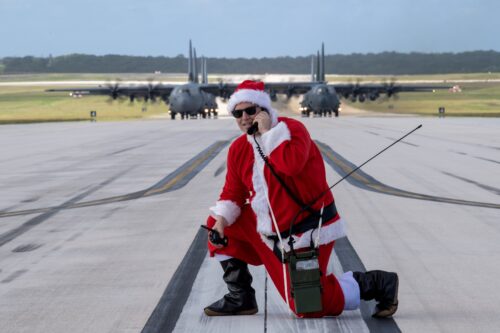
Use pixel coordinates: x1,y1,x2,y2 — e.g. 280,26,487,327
104,82,126,104
380,78,400,101
218,81,231,100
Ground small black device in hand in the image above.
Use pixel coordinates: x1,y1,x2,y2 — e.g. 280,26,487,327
200,225,228,247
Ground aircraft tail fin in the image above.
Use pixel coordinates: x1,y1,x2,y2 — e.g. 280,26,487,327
316,51,320,83
311,55,315,82
188,40,194,82
202,58,208,84
321,42,325,82
193,48,199,83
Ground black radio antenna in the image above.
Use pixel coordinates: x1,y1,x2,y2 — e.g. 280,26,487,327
327,124,422,190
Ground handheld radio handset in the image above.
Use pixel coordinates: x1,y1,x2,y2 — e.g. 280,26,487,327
247,122,259,135
247,108,269,135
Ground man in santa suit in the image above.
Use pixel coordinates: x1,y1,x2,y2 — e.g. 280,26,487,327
204,80,398,318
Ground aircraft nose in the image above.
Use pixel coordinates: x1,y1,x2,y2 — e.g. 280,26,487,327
174,95,196,112
317,95,330,108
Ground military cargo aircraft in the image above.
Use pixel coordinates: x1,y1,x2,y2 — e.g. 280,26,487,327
48,42,448,119
260,43,449,117
47,41,221,120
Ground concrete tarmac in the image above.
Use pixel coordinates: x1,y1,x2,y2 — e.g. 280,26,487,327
0,115,499,333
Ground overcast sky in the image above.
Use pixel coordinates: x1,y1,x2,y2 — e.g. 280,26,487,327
0,0,498,58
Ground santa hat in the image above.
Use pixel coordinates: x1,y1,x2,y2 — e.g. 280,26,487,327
227,80,279,127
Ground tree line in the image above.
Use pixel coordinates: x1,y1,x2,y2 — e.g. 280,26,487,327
1,51,499,75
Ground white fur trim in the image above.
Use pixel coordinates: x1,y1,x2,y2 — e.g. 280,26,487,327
279,218,346,252
214,254,233,262
338,271,361,310
227,89,278,127
209,200,241,225
249,136,274,234
260,121,291,155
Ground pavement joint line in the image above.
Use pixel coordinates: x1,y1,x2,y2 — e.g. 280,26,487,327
0,167,132,248
316,140,500,209
1,269,28,284
264,272,268,333
0,140,230,219
141,228,207,333
441,171,500,195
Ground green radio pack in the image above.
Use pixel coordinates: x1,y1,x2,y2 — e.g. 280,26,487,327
287,248,323,314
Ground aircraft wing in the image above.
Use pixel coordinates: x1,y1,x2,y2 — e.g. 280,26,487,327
46,83,177,102
263,81,448,98
200,82,320,99
263,82,319,96
198,83,238,99
330,83,447,98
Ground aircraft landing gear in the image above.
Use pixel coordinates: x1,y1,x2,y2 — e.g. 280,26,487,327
301,110,311,117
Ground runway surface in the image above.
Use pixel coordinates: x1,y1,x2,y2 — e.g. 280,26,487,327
0,115,499,333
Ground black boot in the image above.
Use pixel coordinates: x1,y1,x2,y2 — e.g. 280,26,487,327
353,270,399,318
204,258,258,316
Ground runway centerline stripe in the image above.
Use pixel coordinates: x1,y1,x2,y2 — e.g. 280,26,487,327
0,140,230,219
316,141,500,209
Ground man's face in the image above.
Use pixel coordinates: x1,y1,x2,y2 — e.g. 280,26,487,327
233,102,262,133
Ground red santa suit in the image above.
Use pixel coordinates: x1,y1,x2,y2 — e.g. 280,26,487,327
206,81,354,317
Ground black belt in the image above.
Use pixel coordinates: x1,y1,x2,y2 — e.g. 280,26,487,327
273,202,337,240
267,202,337,261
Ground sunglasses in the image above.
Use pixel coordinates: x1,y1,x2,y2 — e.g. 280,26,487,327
231,106,258,118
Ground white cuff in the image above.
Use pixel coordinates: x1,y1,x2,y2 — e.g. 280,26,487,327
338,271,361,310
209,200,241,225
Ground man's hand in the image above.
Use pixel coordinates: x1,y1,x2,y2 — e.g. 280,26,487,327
210,215,228,249
254,109,271,134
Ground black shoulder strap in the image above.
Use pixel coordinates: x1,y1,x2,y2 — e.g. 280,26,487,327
253,135,319,217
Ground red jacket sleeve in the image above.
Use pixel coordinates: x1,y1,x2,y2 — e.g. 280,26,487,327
260,119,311,176
209,142,247,225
